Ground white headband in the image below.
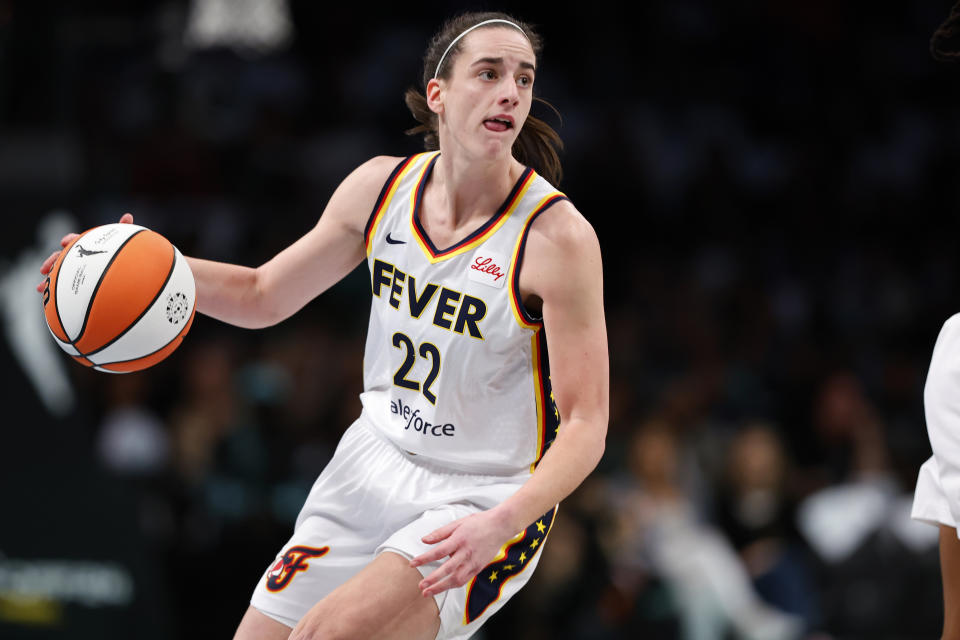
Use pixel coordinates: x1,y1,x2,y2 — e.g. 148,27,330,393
433,19,529,79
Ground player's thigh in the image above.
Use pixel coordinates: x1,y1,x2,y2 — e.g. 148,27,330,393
941,526,960,640
234,605,293,640
290,551,440,640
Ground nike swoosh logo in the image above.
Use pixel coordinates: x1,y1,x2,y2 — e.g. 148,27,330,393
385,233,406,245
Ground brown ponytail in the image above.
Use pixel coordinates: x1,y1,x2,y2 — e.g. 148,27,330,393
404,12,564,186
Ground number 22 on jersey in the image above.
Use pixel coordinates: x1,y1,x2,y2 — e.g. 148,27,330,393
392,332,441,405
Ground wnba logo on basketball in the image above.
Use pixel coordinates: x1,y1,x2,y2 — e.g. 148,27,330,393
265,545,330,592
166,292,189,324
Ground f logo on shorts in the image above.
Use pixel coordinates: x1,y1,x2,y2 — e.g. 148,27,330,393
265,545,330,592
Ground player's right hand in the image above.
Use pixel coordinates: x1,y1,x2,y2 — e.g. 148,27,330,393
37,213,134,292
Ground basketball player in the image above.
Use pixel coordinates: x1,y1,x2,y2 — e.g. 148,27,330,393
39,12,608,640
912,4,960,639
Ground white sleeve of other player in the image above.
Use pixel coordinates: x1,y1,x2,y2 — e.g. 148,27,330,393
924,313,960,538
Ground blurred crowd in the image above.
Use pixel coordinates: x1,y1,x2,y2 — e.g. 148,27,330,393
3,1,960,638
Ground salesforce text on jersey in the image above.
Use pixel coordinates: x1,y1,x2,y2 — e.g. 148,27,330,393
391,397,456,437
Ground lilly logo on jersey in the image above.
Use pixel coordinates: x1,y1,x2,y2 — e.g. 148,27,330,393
265,545,330,592
468,252,508,289
392,397,456,437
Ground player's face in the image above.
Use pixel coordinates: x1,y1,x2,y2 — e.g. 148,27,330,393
437,27,535,160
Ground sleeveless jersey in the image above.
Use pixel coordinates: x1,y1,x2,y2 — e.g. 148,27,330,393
359,152,568,475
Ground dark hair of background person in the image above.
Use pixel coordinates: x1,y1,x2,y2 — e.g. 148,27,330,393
931,0,960,60
404,11,564,186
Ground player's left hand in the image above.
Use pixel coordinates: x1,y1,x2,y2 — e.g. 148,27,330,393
36,213,134,292
411,508,514,597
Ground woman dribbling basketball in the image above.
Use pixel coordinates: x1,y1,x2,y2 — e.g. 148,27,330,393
40,12,608,640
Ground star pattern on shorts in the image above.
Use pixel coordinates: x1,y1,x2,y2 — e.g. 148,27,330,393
464,506,557,625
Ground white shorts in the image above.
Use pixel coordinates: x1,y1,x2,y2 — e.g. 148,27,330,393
250,413,556,639
912,314,960,539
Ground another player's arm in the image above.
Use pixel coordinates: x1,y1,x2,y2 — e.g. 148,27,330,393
183,156,400,329
940,525,960,640
413,201,609,595
925,317,960,639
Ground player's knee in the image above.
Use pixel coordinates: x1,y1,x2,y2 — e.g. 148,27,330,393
290,621,349,640
290,604,366,640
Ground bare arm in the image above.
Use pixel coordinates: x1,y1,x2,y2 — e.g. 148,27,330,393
413,200,609,594
39,156,401,327
492,201,609,530
941,526,960,640
183,155,401,328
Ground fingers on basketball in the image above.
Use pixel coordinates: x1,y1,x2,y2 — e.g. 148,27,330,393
44,223,195,373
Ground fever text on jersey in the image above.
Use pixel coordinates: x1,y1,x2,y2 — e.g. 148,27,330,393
372,259,487,340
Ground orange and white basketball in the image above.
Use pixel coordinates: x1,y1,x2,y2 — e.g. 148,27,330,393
41,223,196,373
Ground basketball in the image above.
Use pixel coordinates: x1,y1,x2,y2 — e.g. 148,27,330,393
41,223,196,373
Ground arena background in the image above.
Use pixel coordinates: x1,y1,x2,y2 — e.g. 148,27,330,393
1,1,957,638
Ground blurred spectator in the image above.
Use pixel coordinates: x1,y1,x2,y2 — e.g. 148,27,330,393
600,419,803,640
96,373,169,476
169,338,249,486
796,372,941,637
714,422,819,630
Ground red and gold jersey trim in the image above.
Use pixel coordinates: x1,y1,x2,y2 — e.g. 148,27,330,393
495,187,568,471
410,154,537,264
364,155,421,256
507,190,569,330
530,330,550,470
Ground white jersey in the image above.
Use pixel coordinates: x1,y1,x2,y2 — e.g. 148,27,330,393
913,313,960,536
359,151,567,475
